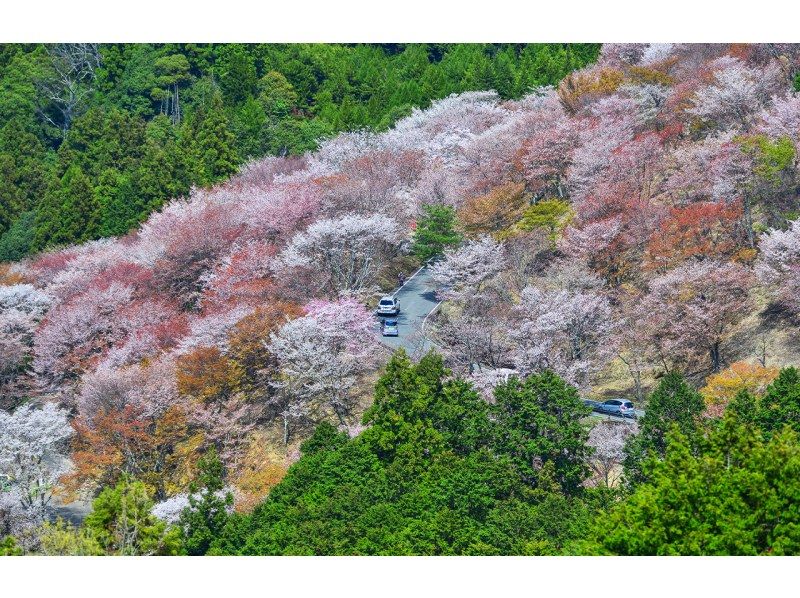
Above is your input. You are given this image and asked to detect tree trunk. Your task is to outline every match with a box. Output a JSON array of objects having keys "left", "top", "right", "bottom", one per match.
[
  {"left": 710, "top": 341, "right": 721, "bottom": 372},
  {"left": 742, "top": 195, "right": 755, "bottom": 248}
]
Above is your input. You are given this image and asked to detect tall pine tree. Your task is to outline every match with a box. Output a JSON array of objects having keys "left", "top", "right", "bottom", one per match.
[
  {"left": 33, "top": 165, "right": 100, "bottom": 249},
  {"left": 190, "top": 92, "right": 238, "bottom": 186}
]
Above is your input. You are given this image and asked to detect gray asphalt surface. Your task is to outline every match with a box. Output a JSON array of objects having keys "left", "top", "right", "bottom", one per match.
[
  {"left": 51, "top": 495, "right": 92, "bottom": 524},
  {"left": 377, "top": 265, "right": 440, "bottom": 356}
]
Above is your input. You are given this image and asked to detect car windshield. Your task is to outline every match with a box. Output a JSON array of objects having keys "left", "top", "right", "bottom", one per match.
[
  {"left": 380, "top": 299, "right": 394, "bottom": 305},
  {"left": 623, "top": 402, "right": 633, "bottom": 408},
  {"left": 385, "top": 320, "right": 397, "bottom": 326}
]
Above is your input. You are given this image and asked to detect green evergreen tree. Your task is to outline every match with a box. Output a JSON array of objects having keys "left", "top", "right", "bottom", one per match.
[
  {"left": 207, "top": 352, "right": 598, "bottom": 556},
  {"left": 97, "top": 170, "right": 139, "bottom": 237},
  {"left": 585, "top": 419, "right": 800, "bottom": 555},
  {"left": 411, "top": 204, "right": 462, "bottom": 261},
  {"left": 191, "top": 93, "right": 239, "bottom": 186},
  {"left": 490, "top": 371, "right": 592, "bottom": 495},
  {"left": 0, "top": 210, "right": 35, "bottom": 262},
  {"left": 151, "top": 53, "right": 191, "bottom": 124},
  {"left": 231, "top": 97, "right": 268, "bottom": 159},
  {"left": 0, "top": 153, "right": 17, "bottom": 233},
  {"left": 0, "top": 118, "right": 50, "bottom": 234},
  {"left": 726, "top": 388, "right": 758, "bottom": 426},
  {"left": 623, "top": 372, "right": 705, "bottom": 485},
  {"left": 756, "top": 367, "right": 800, "bottom": 436},
  {"left": 33, "top": 164, "right": 99, "bottom": 250},
  {"left": 216, "top": 44, "right": 257, "bottom": 105},
  {"left": 179, "top": 446, "right": 234, "bottom": 556},
  {"left": 136, "top": 115, "right": 192, "bottom": 213},
  {"left": 84, "top": 477, "right": 181, "bottom": 556}
]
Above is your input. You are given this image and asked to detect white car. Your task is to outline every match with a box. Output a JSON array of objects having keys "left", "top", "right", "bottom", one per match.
[{"left": 377, "top": 296, "right": 400, "bottom": 316}]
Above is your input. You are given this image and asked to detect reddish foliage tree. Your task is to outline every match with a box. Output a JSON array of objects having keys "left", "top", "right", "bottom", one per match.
[
  {"left": 176, "top": 346, "right": 242, "bottom": 403},
  {"left": 65, "top": 403, "right": 197, "bottom": 501},
  {"left": 645, "top": 201, "right": 746, "bottom": 271}
]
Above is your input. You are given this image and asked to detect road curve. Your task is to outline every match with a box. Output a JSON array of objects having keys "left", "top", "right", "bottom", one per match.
[
  {"left": 376, "top": 267, "right": 646, "bottom": 418},
  {"left": 377, "top": 265, "right": 440, "bottom": 356}
]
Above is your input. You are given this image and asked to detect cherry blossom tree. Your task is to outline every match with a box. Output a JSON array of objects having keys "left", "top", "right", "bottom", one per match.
[
  {"left": 430, "top": 236, "right": 505, "bottom": 301},
  {"left": 276, "top": 213, "right": 403, "bottom": 297},
  {"left": 757, "top": 219, "right": 800, "bottom": 317},
  {"left": 0, "top": 402, "right": 72, "bottom": 542},
  {"left": 450, "top": 118, "right": 527, "bottom": 200},
  {"left": 33, "top": 283, "right": 177, "bottom": 391},
  {"left": 236, "top": 180, "right": 322, "bottom": 244},
  {"left": 662, "top": 131, "right": 753, "bottom": 204},
  {"left": 0, "top": 285, "right": 52, "bottom": 405},
  {"left": 640, "top": 43, "right": 676, "bottom": 66},
  {"left": 687, "top": 56, "right": 784, "bottom": 131},
  {"left": 510, "top": 284, "right": 618, "bottom": 391},
  {"left": 320, "top": 149, "right": 424, "bottom": 219},
  {"left": 268, "top": 299, "right": 382, "bottom": 441},
  {"left": 77, "top": 357, "right": 180, "bottom": 422},
  {"left": 517, "top": 110, "right": 577, "bottom": 199},
  {"left": 33, "top": 282, "right": 134, "bottom": 388},
  {"left": 587, "top": 419, "right": 639, "bottom": 487},
  {"left": 202, "top": 241, "right": 278, "bottom": 310},
  {"left": 640, "top": 260, "right": 754, "bottom": 373},
  {"left": 135, "top": 190, "right": 247, "bottom": 310},
  {"left": 431, "top": 294, "right": 512, "bottom": 375},
  {"left": 759, "top": 93, "right": 800, "bottom": 143},
  {"left": 567, "top": 106, "right": 636, "bottom": 203}
]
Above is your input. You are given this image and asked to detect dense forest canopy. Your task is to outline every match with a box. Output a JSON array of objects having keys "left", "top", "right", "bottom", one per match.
[{"left": 0, "top": 43, "right": 599, "bottom": 260}]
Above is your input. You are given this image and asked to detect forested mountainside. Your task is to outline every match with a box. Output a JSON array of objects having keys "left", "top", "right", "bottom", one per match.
[
  {"left": 4, "top": 43, "right": 800, "bottom": 555},
  {"left": 0, "top": 43, "right": 599, "bottom": 260}
]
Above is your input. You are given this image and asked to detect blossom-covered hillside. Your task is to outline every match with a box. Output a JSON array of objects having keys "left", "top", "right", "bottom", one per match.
[{"left": 3, "top": 43, "right": 800, "bottom": 547}]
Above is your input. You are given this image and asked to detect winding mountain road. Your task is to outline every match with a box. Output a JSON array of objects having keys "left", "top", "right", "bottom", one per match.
[
  {"left": 377, "top": 265, "right": 441, "bottom": 356},
  {"left": 376, "top": 265, "right": 644, "bottom": 421}
]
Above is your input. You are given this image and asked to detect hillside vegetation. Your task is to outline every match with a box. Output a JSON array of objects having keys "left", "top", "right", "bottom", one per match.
[
  {"left": 3, "top": 43, "right": 800, "bottom": 555},
  {"left": 0, "top": 43, "right": 598, "bottom": 260}
]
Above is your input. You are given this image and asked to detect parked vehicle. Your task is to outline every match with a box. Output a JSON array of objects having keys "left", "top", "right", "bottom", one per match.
[
  {"left": 596, "top": 399, "right": 637, "bottom": 419},
  {"left": 377, "top": 296, "right": 400, "bottom": 316},
  {"left": 382, "top": 318, "right": 399, "bottom": 337},
  {"left": 582, "top": 399, "right": 601, "bottom": 411}
]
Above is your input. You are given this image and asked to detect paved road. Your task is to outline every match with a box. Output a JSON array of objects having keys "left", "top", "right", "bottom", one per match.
[
  {"left": 51, "top": 495, "right": 92, "bottom": 524},
  {"left": 377, "top": 265, "right": 440, "bottom": 356}
]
